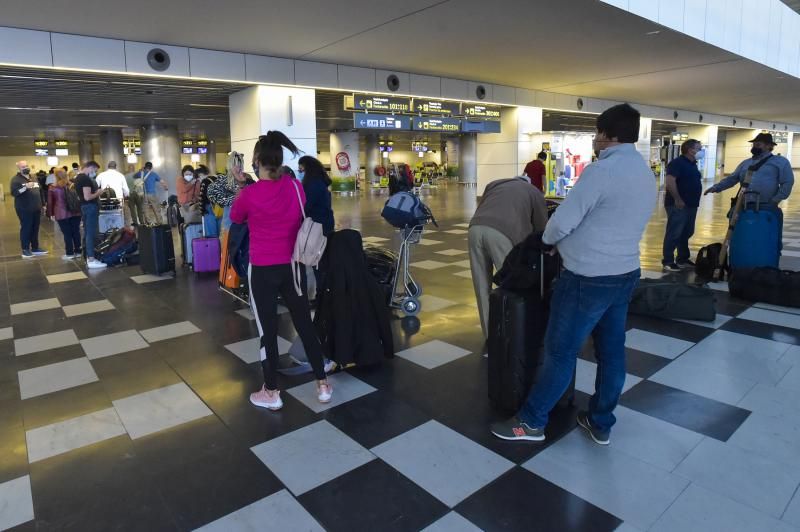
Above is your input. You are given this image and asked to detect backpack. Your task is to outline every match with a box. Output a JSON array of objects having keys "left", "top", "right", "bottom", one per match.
[
  {"left": 291, "top": 179, "right": 327, "bottom": 296},
  {"left": 381, "top": 191, "right": 435, "bottom": 229},
  {"left": 695, "top": 243, "right": 728, "bottom": 280},
  {"left": 65, "top": 185, "right": 81, "bottom": 212}
]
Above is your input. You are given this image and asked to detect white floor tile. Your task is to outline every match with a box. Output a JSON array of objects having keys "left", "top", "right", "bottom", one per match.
[
  {"left": 435, "top": 249, "right": 467, "bottom": 256},
  {"left": 614, "top": 524, "right": 644, "bottom": 532},
  {"left": 80, "top": 330, "right": 149, "bottom": 360},
  {"left": 113, "top": 383, "right": 212, "bottom": 439},
  {"left": 624, "top": 329, "right": 694, "bottom": 359},
  {"left": 235, "top": 306, "right": 287, "bottom": 320},
  {"left": 372, "top": 420, "right": 513, "bottom": 507},
  {"left": 25, "top": 408, "right": 127, "bottom": 463},
  {"left": 453, "top": 270, "right": 473, "bottom": 279},
  {"left": 673, "top": 313, "right": 732, "bottom": 329},
  {"left": 0, "top": 476, "right": 34, "bottom": 530},
  {"left": 14, "top": 329, "right": 79, "bottom": 357},
  {"left": 737, "top": 383, "right": 800, "bottom": 418},
  {"left": 640, "top": 270, "right": 664, "bottom": 279},
  {"left": 195, "top": 489, "right": 324, "bottom": 531},
  {"left": 738, "top": 307, "right": 800, "bottom": 330},
  {"left": 422, "top": 512, "right": 482, "bottom": 532},
  {"left": 287, "top": 372, "right": 376, "bottom": 414},
  {"left": 706, "top": 281, "right": 729, "bottom": 292},
  {"left": 46, "top": 271, "right": 87, "bottom": 284},
  {"left": 575, "top": 359, "right": 642, "bottom": 396},
  {"left": 754, "top": 302, "right": 800, "bottom": 316},
  {"left": 784, "top": 488, "right": 800, "bottom": 528},
  {"left": 417, "top": 239, "right": 444, "bottom": 246},
  {"left": 781, "top": 345, "right": 800, "bottom": 364},
  {"left": 452, "top": 223, "right": 471, "bottom": 228},
  {"left": 362, "top": 236, "right": 389, "bottom": 243},
  {"left": 251, "top": 421, "right": 374, "bottom": 496},
  {"left": 779, "top": 365, "right": 800, "bottom": 391},
  {"left": 781, "top": 250, "right": 800, "bottom": 258},
  {"left": 449, "top": 259, "right": 472, "bottom": 269},
  {"left": 0, "top": 327, "right": 12, "bottom": 341},
  {"left": 9, "top": 297, "right": 61, "bottom": 316},
  {"left": 130, "top": 274, "right": 173, "bottom": 284},
  {"left": 225, "top": 336, "right": 291, "bottom": 364},
  {"left": 419, "top": 294, "right": 458, "bottom": 313},
  {"left": 62, "top": 299, "right": 115, "bottom": 317},
  {"left": 649, "top": 355, "right": 757, "bottom": 405},
  {"left": 410, "top": 260, "right": 451, "bottom": 270},
  {"left": 524, "top": 429, "right": 689, "bottom": 530},
  {"left": 139, "top": 321, "right": 201, "bottom": 343},
  {"left": 728, "top": 410, "right": 800, "bottom": 469},
  {"left": 443, "top": 229, "right": 468, "bottom": 235},
  {"left": 673, "top": 438, "right": 800, "bottom": 518},
  {"left": 18, "top": 357, "right": 99, "bottom": 400},
  {"left": 651, "top": 483, "right": 796, "bottom": 532},
  {"left": 395, "top": 340, "right": 472, "bottom": 369}
]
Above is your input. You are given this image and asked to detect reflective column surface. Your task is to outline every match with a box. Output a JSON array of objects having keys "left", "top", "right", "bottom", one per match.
[{"left": 0, "top": 177, "right": 799, "bottom": 531}]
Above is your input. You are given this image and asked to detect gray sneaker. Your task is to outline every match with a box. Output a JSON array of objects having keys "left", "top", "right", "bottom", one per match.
[
  {"left": 577, "top": 411, "right": 610, "bottom": 445},
  {"left": 490, "top": 416, "right": 545, "bottom": 442},
  {"left": 21, "top": 250, "right": 33, "bottom": 259}
]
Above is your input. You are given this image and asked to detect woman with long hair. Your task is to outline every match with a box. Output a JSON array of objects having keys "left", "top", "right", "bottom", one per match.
[
  {"left": 230, "top": 131, "right": 332, "bottom": 410},
  {"left": 46, "top": 169, "right": 82, "bottom": 259},
  {"left": 207, "top": 151, "right": 254, "bottom": 232}
]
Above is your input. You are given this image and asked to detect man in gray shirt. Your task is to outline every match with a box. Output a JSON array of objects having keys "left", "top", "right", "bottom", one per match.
[
  {"left": 469, "top": 177, "right": 548, "bottom": 338},
  {"left": 491, "top": 103, "right": 656, "bottom": 446}
]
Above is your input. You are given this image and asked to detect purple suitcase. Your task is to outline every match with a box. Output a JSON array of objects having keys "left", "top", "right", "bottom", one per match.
[{"left": 192, "top": 237, "right": 220, "bottom": 272}]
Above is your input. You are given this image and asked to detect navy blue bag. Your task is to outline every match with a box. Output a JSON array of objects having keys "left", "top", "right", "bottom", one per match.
[{"left": 729, "top": 194, "right": 780, "bottom": 269}]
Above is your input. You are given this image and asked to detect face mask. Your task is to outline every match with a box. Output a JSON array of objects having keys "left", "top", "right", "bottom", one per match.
[
  {"left": 197, "top": 174, "right": 207, "bottom": 180},
  {"left": 751, "top": 147, "right": 764, "bottom": 157},
  {"left": 88, "top": 170, "right": 97, "bottom": 179},
  {"left": 183, "top": 173, "right": 194, "bottom": 182},
  {"left": 21, "top": 168, "right": 30, "bottom": 175},
  {"left": 297, "top": 171, "right": 305, "bottom": 181}
]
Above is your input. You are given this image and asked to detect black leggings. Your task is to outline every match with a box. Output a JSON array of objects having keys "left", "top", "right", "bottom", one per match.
[{"left": 248, "top": 263, "right": 326, "bottom": 389}]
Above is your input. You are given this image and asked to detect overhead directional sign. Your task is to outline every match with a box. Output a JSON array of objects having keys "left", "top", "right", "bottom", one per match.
[
  {"left": 461, "top": 120, "right": 502, "bottom": 133},
  {"left": 412, "top": 99, "right": 459, "bottom": 116},
  {"left": 462, "top": 103, "right": 501, "bottom": 119},
  {"left": 33, "top": 140, "right": 49, "bottom": 148},
  {"left": 54, "top": 139, "right": 69, "bottom": 147},
  {"left": 353, "top": 113, "right": 411, "bottom": 130},
  {"left": 412, "top": 116, "right": 461, "bottom": 132},
  {"left": 352, "top": 94, "right": 411, "bottom": 113}
]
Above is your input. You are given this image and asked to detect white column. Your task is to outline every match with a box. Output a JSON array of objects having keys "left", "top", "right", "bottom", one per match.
[
  {"left": 206, "top": 141, "right": 218, "bottom": 174},
  {"left": 78, "top": 140, "right": 93, "bottom": 165},
  {"left": 100, "top": 130, "right": 124, "bottom": 169},
  {"left": 329, "top": 131, "right": 360, "bottom": 193},
  {"left": 635, "top": 117, "right": 652, "bottom": 164},
  {"left": 476, "top": 106, "right": 542, "bottom": 195},
  {"left": 684, "top": 125, "right": 719, "bottom": 180},
  {"left": 723, "top": 129, "right": 760, "bottom": 175},
  {"left": 229, "top": 85, "right": 317, "bottom": 175},
  {"left": 459, "top": 134, "right": 478, "bottom": 184},
  {"left": 141, "top": 125, "right": 180, "bottom": 197},
  {"left": 365, "top": 134, "right": 381, "bottom": 186},
  {"left": 786, "top": 133, "right": 795, "bottom": 167}
]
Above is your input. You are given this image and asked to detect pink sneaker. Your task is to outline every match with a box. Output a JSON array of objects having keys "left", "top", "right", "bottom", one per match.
[
  {"left": 250, "top": 385, "right": 283, "bottom": 410},
  {"left": 317, "top": 381, "right": 333, "bottom": 404}
]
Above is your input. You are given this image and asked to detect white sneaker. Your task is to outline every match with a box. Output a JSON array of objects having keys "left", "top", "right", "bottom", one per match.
[
  {"left": 61, "top": 254, "right": 74, "bottom": 260},
  {"left": 324, "top": 359, "right": 337, "bottom": 374},
  {"left": 250, "top": 386, "right": 283, "bottom": 410},
  {"left": 87, "top": 258, "right": 107, "bottom": 269},
  {"left": 317, "top": 381, "right": 333, "bottom": 404}
]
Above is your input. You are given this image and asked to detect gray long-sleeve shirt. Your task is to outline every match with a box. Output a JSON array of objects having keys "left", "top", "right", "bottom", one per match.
[
  {"left": 711, "top": 153, "right": 794, "bottom": 204},
  {"left": 543, "top": 143, "right": 656, "bottom": 277}
]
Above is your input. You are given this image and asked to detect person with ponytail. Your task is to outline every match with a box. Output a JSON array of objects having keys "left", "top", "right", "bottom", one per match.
[
  {"left": 230, "top": 131, "right": 332, "bottom": 410},
  {"left": 207, "top": 151, "right": 255, "bottom": 231}
]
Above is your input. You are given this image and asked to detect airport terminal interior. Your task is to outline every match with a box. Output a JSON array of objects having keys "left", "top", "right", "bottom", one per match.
[{"left": 1, "top": 1, "right": 800, "bottom": 531}]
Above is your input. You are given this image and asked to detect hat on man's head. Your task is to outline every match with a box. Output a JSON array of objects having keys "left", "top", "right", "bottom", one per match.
[{"left": 749, "top": 132, "right": 777, "bottom": 145}]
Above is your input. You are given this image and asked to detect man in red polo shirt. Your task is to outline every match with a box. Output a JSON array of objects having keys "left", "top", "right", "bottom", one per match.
[{"left": 524, "top": 152, "right": 547, "bottom": 192}]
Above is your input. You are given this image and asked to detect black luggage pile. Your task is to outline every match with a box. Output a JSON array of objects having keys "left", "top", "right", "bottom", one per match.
[
  {"left": 488, "top": 232, "right": 574, "bottom": 413},
  {"left": 99, "top": 188, "right": 121, "bottom": 211},
  {"left": 138, "top": 224, "right": 175, "bottom": 275},
  {"left": 364, "top": 247, "right": 397, "bottom": 304},
  {"left": 729, "top": 268, "right": 800, "bottom": 308},
  {"left": 95, "top": 228, "right": 138, "bottom": 267}
]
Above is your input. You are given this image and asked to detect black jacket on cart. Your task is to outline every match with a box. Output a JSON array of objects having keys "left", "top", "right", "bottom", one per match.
[{"left": 314, "top": 229, "right": 394, "bottom": 366}]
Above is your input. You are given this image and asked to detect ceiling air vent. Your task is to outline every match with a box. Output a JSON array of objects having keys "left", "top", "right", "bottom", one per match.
[
  {"left": 475, "top": 85, "right": 487, "bottom": 100},
  {"left": 699, "top": 114, "right": 703, "bottom": 122},
  {"left": 673, "top": 111, "right": 679, "bottom": 119},
  {"left": 576, "top": 98, "right": 584, "bottom": 110},
  {"left": 147, "top": 48, "right": 171, "bottom": 72},
  {"left": 386, "top": 74, "right": 400, "bottom": 92},
  {"left": 733, "top": 118, "right": 737, "bottom": 126},
  {"left": 750, "top": 121, "right": 753, "bottom": 127}
]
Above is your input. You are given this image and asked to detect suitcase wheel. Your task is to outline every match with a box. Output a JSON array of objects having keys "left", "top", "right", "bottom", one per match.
[{"left": 401, "top": 297, "right": 421, "bottom": 317}]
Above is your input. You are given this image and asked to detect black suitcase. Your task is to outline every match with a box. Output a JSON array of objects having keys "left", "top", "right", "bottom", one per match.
[
  {"left": 488, "top": 258, "right": 574, "bottom": 413},
  {"left": 138, "top": 224, "right": 175, "bottom": 275}
]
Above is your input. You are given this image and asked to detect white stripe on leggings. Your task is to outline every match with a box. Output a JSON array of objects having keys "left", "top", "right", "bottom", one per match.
[{"left": 247, "top": 263, "right": 268, "bottom": 362}]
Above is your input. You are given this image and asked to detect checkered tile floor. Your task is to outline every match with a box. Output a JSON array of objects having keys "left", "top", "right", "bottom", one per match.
[{"left": 1, "top": 186, "right": 800, "bottom": 531}]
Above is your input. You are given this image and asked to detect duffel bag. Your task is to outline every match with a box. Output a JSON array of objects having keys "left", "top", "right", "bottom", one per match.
[
  {"left": 729, "top": 267, "right": 800, "bottom": 308},
  {"left": 629, "top": 279, "right": 716, "bottom": 322}
]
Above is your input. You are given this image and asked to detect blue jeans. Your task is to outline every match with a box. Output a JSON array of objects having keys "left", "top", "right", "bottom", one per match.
[
  {"left": 57, "top": 216, "right": 82, "bottom": 255},
  {"left": 662, "top": 205, "right": 697, "bottom": 264},
  {"left": 519, "top": 269, "right": 640, "bottom": 433},
  {"left": 81, "top": 202, "right": 99, "bottom": 259}
]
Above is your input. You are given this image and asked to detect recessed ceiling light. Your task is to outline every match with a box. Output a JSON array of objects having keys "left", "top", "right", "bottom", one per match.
[{"left": 646, "top": 30, "right": 661, "bottom": 35}]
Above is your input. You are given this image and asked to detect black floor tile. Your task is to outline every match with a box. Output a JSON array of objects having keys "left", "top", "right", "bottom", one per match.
[
  {"left": 90, "top": 348, "right": 183, "bottom": 400},
  {"left": 13, "top": 344, "right": 86, "bottom": 373},
  {"left": 49, "top": 282, "right": 106, "bottom": 306},
  {"left": 66, "top": 310, "right": 131, "bottom": 339},
  {"left": 456, "top": 467, "right": 621, "bottom": 532},
  {"left": 298, "top": 460, "right": 449, "bottom": 532},
  {"left": 620, "top": 380, "right": 751, "bottom": 441},
  {"left": 0, "top": 424, "right": 29, "bottom": 484},
  {"left": 323, "top": 391, "right": 430, "bottom": 449},
  {"left": 721, "top": 317, "right": 800, "bottom": 345},
  {"left": 9, "top": 308, "right": 69, "bottom": 339},
  {"left": 21, "top": 381, "right": 112, "bottom": 430},
  {"left": 580, "top": 342, "right": 671, "bottom": 379},
  {"left": 626, "top": 313, "right": 714, "bottom": 343}
]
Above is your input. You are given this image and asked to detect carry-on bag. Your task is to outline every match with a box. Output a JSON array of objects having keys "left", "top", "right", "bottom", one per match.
[
  {"left": 729, "top": 192, "right": 780, "bottom": 269},
  {"left": 219, "top": 230, "right": 242, "bottom": 289},
  {"left": 695, "top": 243, "right": 726, "bottom": 280},
  {"left": 95, "top": 227, "right": 137, "bottom": 267},
  {"left": 488, "top": 254, "right": 574, "bottom": 413},
  {"left": 628, "top": 279, "right": 716, "bottom": 321},
  {"left": 180, "top": 223, "right": 202, "bottom": 266},
  {"left": 729, "top": 267, "right": 800, "bottom": 308},
  {"left": 191, "top": 221, "right": 220, "bottom": 273},
  {"left": 138, "top": 224, "right": 175, "bottom": 275}
]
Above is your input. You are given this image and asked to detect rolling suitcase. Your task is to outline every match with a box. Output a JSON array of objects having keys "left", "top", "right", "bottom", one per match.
[
  {"left": 138, "top": 224, "right": 175, "bottom": 275},
  {"left": 219, "top": 230, "right": 242, "bottom": 289},
  {"left": 729, "top": 193, "right": 780, "bottom": 269},
  {"left": 488, "top": 256, "right": 574, "bottom": 413},
  {"left": 180, "top": 223, "right": 203, "bottom": 266},
  {"left": 191, "top": 222, "right": 220, "bottom": 273}
]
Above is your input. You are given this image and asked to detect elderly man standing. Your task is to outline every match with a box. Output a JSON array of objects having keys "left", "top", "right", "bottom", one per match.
[{"left": 10, "top": 161, "right": 48, "bottom": 259}]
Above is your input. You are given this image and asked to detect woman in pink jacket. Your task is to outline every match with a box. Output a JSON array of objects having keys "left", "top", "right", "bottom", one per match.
[{"left": 230, "top": 131, "right": 332, "bottom": 410}]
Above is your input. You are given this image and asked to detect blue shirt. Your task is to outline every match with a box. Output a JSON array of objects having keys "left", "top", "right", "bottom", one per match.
[
  {"left": 134, "top": 170, "right": 161, "bottom": 195},
  {"left": 712, "top": 153, "right": 794, "bottom": 204},
  {"left": 665, "top": 155, "right": 702, "bottom": 208}
]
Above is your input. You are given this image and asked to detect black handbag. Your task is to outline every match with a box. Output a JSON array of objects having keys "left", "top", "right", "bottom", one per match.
[
  {"left": 730, "top": 268, "right": 800, "bottom": 307},
  {"left": 629, "top": 279, "right": 716, "bottom": 321}
]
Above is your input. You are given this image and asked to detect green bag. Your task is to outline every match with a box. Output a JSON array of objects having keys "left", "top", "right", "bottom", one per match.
[{"left": 628, "top": 279, "right": 716, "bottom": 322}]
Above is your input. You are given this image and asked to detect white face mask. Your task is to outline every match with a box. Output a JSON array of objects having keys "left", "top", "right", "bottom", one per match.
[{"left": 183, "top": 173, "right": 194, "bottom": 182}]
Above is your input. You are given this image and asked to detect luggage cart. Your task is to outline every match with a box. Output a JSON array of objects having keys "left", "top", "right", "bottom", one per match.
[{"left": 389, "top": 224, "right": 425, "bottom": 316}]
